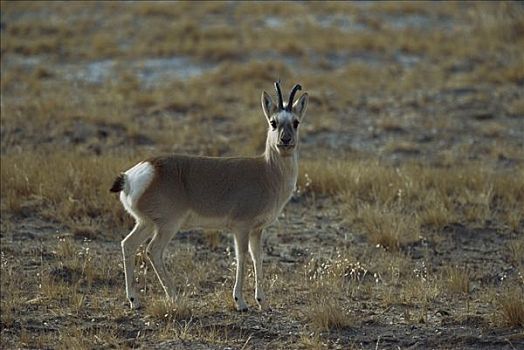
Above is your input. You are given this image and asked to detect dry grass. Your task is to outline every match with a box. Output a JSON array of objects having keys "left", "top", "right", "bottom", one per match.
[
  {"left": 507, "top": 239, "right": 524, "bottom": 266},
  {"left": 1, "top": 1, "right": 524, "bottom": 349},
  {"left": 145, "top": 296, "right": 193, "bottom": 323},
  {"left": 299, "top": 160, "right": 523, "bottom": 248},
  {"left": 495, "top": 288, "right": 524, "bottom": 328},
  {"left": 0, "top": 151, "right": 133, "bottom": 231},
  {"left": 442, "top": 266, "right": 470, "bottom": 295},
  {"left": 305, "top": 296, "right": 353, "bottom": 332},
  {"left": 352, "top": 203, "right": 419, "bottom": 250},
  {"left": 507, "top": 98, "right": 524, "bottom": 117}
]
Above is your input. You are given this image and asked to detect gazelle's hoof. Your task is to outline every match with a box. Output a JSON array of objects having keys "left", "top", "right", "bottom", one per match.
[
  {"left": 234, "top": 296, "right": 248, "bottom": 312},
  {"left": 236, "top": 305, "right": 249, "bottom": 312},
  {"left": 129, "top": 297, "right": 141, "bottom": 310},
  {"left": 255, "top": 290, "right": 267, "bottom": 310},
  {"left": 256, "top": 298, "right": 268, "bottom": 311}
]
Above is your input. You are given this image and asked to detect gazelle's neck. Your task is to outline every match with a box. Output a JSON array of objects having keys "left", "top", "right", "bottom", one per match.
[{"left": 263, "top": 140, "right": 299, "bottom": 178}]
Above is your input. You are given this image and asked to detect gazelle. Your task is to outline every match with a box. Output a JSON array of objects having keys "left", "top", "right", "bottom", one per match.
[{"left": 110, "top": 81, "right": 308, "bottom": 311}]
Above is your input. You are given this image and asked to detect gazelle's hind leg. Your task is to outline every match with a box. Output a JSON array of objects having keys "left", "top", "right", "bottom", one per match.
[
  {"left": 122, "top": 221, "right": 152, "bottom": 309},
  {"left": 146, "top": 222, "right": 181, "bottom": 301}
]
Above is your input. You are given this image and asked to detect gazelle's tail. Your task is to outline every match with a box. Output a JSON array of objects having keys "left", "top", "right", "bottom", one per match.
[{"left": 110, "top": 174, "right": 126, "bottom": 193}]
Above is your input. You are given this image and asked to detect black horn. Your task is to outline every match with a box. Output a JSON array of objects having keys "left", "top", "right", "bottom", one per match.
[
  {"left": 286, "top": 84, "right": 302, "bottom": 111},
  {"left": 274, "top": 80, "right": 284, "bottom": 110}
]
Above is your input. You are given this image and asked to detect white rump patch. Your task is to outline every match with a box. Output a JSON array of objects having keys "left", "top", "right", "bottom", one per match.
[{"left": 119, "top": 161, "right": 155, "bottom": 219}]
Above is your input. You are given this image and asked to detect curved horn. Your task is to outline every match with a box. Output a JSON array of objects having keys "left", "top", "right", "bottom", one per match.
[
  {"left": 286, "top": 84, "right": 302, "bottom": 111},
  {"left": 274, "top": 80, "right": 284, "bottom": 110}
]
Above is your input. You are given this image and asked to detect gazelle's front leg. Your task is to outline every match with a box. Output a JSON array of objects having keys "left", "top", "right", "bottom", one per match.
[
  {"left": 249, "top": 229, "right": 266, "bottom": 310},
  {"left": 233, "top": 231, "right": 249, "bottom": 312}
]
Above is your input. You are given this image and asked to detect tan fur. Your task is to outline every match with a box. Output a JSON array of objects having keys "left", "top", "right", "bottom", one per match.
[
  {"left": 139, "top": 154, "right": 296, "bottom": 230},
  {"left": 115, "top": 84, "right": 308, "bottom": 311}
]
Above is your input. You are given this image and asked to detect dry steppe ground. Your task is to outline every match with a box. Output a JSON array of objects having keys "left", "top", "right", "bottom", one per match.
[{"left": 1, "top": 1, "right": 523, "bottom": 349}]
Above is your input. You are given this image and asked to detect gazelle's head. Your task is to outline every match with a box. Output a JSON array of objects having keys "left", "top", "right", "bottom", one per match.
[{"left": 261, "top": 81, "right": 309, "bottom": 157}]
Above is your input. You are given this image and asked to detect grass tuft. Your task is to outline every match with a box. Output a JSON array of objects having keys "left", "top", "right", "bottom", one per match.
[
  {"left": 352, "top": 203, "right": 419, "bottom": 250},
  {"left": 442, "top": 266, "right": 470, "bottom": 295},
  {"left": 495, "top": 288, "right": 524, "bottom": 328},
  {"left": 145, "top": 296, "right": 193, "bottom": 323},
  {"left": 305, "top": 296, "right": 353, "bottom": 332}
]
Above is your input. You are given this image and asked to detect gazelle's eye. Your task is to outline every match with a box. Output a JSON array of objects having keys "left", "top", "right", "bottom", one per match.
[
  {"left": 293, "top": 120, "right": 300, "bottom": 129},
  {"left": 270, "top": 120, "right": 277, "bottom": 129}
]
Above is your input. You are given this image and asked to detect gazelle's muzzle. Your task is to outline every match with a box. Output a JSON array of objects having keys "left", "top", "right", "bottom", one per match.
[
  {"left": 277, "top": 132, "right": 295, "bottom": 150},
  {"left": 277, "top": 134, "right": 296, "bottom": 151},
  {"left": 277, "top": 143, "right": 295, "bottom": 151}
]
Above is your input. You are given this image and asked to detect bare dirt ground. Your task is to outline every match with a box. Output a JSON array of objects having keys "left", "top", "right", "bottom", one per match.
[{"left": 1, "top": 2, "right": 523, "bottom": 349}]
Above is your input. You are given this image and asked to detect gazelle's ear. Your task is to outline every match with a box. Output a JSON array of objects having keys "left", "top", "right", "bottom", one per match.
[
  {"left": 293, "top": 93, "right": 308, "bottom": 120},
  {"left": 261, "top": 91, "right": 276, "bottom": 121}
]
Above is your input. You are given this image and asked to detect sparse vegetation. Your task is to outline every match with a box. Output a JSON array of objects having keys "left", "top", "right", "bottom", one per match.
[
  {"left": 495, "top": 287, "right": 524, "bottom": 328},
  {"left": 442, "top": 265, "right": 470, "bottom": 295},
  {"left": 2, "top": 1, "right": 523, "bottom": 349},
  {"left": 306, "top": 296, "right": 353, "bottom": 332},
  {"left": 145, "top": 296, "right": 193, "bottom": 323}
]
